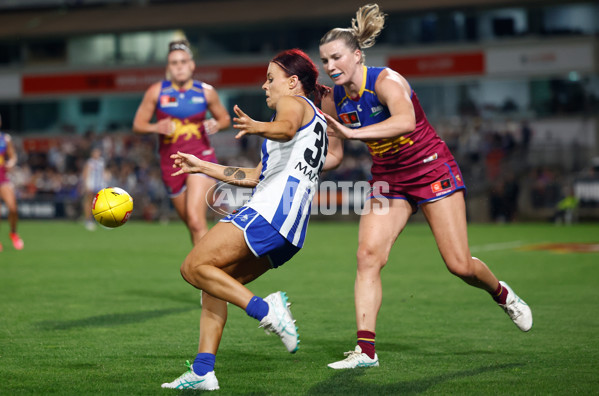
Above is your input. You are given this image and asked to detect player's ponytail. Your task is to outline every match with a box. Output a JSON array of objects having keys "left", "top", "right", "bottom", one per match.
[
  {"left": 319, "top": 3, "right": 387, "bottom": 63},
  {"left": 312, "top": 83, "right": 331, "bottom": 106}
]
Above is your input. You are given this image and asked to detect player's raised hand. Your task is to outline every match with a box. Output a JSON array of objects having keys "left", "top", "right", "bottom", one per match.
[
  {"left": 171, "top": 151, "right": 203, "bottom": 176},
  {"left": 233, "top": 105, "right": 260, "bottom": 139},
  {"left": 323, "top": 113, "right": 355, "bottom": 140}
]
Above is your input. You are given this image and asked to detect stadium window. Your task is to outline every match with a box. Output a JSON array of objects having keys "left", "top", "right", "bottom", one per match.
[
  {"left": 451, "top": 12, "right": 467, "bottom": 41},
  {"left": 80, "top": 99, "right": 100, "bottom": 115},
  {"left": 0, "top": 41, "right": 21, "bottom": 65},
  {"left": 118, "top": 31, "right": 174, "bottom": 64},
  {"left": 464, "top": 15, "right": 478, "bottom": 41},
  {"left": 492, "top": 17, "right": 516, "bottom": 36},
  {"left": 25, "top": 39, "right": 66, "bottom": 65},
  {"left": 420, "top": 14, "right": 438, "bottom": 43},
  {"left": 21, "top": 101, "right": 60, "bottom": 132},
  {"left": 478, "top": 8, "right": 528, "bottom": 40},
  {"left": 0, "top": 103, "right": 19, "bottom": 132},
  {"left": 542, "top": 3, "right": 598, "bottom": 35},
  {"left": 68, "top": 35, "right": 116, "bottom": 65}
]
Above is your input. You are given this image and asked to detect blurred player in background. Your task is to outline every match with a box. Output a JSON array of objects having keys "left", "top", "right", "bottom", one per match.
[
  {"left": 81, "top": 146, "right": 108, "bottom": 231},
  {"left": 133, "top": 38, "right": 231, "bottom": 245},
  {"left": 161, "top": 49, "right": 328, "bottom": 391},
  {"left": 0, "top": 114, "right": 24, "bottom": 251},
  {"left": 320, "top": 4, "right": 532, "bottom": 369}
]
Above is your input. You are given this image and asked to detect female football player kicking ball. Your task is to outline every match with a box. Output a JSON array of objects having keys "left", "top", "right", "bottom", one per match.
[
  {"left": 161, "top": 49, "right": 329, "bottom": 391},
  {"left": 319, "top": 4, "right": 532, "bottom": 369}
]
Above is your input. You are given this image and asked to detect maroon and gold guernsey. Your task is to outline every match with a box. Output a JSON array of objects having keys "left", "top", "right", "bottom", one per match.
[
  {"left": 334, "top": 66, "right": 465, "bottom": 204},
  {"left": 156, "top": 79, "right": 218, "bottom": 196}
]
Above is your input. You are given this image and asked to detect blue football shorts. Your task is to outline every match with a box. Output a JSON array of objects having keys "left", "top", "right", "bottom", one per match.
[{"left": 221, "top": 206, "right": 300, "bottom": 268}]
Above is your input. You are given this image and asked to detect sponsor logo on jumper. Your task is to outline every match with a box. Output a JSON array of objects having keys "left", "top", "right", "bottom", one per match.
[
  {"left": 295, "top": 162, "right": 319, "bottom": 182},
  {"left": 160, "top": 95, "right": 178, "bottom": 107},
  {"left": 339, "top": 111, "right": 361, "bottom": 128},
  {"left": 369, "top": 106, "right": 384, "bottom": 117}
]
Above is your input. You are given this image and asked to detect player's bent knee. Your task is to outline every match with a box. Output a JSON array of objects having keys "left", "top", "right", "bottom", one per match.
[
  {"left": 179, "top": 258, "right": 195, "bottom": 284},
  {"left": 446, "top": 259, "right": 475, "bottom": 279},
  {"left": 180, "top": 258, "right": 212, "bottom": 287},
  {"left": 180, "top": 253, "right": 205, "bottom": 277},
  {"left": 179, "top": 263, "right": 192, "bottom": 285},
  {"left": 356, "top": 246, "right": 388, "bottom": 271}
]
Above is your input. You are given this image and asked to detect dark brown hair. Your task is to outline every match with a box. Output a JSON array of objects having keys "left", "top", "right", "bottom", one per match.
[{"left": 271, "top": 49, "right": 329, "bottom": 104}]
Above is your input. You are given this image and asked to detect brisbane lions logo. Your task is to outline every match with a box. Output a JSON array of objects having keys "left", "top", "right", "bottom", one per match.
[
  {"left": 367, "top": 135, "right": 414, "bottom": 157},
  {"left": 163, "top": 119, "right": 202, "bottom": 144}
]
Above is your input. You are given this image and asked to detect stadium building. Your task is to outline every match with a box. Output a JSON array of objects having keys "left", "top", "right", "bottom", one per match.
[{"left": 0, "top": 0, "right": 597, "bottom": 222}]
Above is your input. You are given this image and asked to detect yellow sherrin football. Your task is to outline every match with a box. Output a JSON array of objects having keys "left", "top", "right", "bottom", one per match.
[{"left": 91, "top": 187, "right": 134, "bottom": 228}]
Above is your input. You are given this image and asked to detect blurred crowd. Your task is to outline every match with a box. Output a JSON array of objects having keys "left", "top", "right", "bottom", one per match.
[
  {"left": 5, "top": 117, "right": 593, "bottom": 223},
  {"left": 9, "top": 131, "right": 169, "bottom": 222}
]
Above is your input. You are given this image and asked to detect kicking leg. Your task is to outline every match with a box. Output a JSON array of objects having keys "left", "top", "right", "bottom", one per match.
[{"left": 422, "top": 191, "right": 532, "bottom": 331}]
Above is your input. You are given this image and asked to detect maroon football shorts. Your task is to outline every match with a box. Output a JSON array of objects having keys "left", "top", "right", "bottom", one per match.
[
  {"left": 368, "top": 159, "right": 466, "bottom": 211},
  {"left": 160, "top": 150, "right": 218, "bottom": 197}
]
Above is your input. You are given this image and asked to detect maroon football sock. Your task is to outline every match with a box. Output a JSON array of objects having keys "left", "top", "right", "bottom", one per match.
[
  {"left": 491, "top": 282, "right": 508, "bottom": 305},
  {"left": 357, "top": 330, "right": 376, "bottom": 359}
]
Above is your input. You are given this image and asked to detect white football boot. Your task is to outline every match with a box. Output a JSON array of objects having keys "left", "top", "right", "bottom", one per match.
[
  {"left": 161, "top": 361, "right": 219, "bottom": 391},
  {"left": 498, "top": 281, "right": 533, "bottom": 332},
  {"left": 327, "top": 345, "right": 379, "bottom": 369},
  {"left": 259, "top": 291, "right": 299, "bottom": 353}
]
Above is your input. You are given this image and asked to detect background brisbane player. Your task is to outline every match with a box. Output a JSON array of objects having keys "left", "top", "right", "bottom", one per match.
[{"left": 133, "top": 38, "right": 231, "bottom": 245}]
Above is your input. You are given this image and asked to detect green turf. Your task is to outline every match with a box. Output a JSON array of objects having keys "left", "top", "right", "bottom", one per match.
[{"left": 0, "top": 220, "right": 598, "bottom": 395}]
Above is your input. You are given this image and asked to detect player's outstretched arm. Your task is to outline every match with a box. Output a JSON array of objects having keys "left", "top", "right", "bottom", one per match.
[
  {"left": 171, "top": 151, "right": 261, "bottom": 187},
  {"left": 233, "top": 98, "right": 303, "bottom": 142}
]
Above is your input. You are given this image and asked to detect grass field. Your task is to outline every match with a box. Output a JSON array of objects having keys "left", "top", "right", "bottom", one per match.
[{"left": 1, "top": 219, "right": 598, "bottom": 395}]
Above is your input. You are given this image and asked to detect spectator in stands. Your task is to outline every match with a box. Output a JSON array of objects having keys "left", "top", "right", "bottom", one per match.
[
  {"left": 81, "top": 146, "right": 108, "bottom": 230},
  {"left": 553, "top": 184, "right": 579, "bottom": 225}
]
